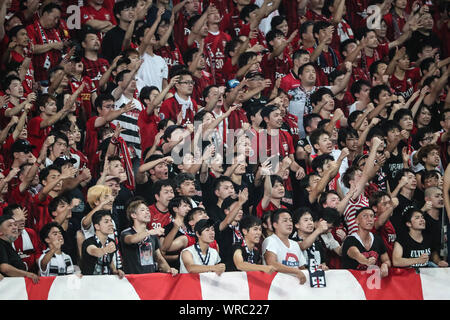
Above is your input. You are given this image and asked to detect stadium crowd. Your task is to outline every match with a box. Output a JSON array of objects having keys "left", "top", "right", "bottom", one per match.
[{"left": 0, "top": 0, "right": 449, "bottom": 285}]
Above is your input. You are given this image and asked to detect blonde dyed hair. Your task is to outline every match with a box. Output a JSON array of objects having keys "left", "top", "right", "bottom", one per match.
[
  {"left": 87, "top": 185, "right": 112, "bottom": 208},
  {"left": 126, "top": 199, "right": 147, "bottom": 222}
]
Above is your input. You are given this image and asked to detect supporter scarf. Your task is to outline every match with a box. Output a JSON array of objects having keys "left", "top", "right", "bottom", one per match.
[
  {"left": 112, "top": 136, "right": 135, "bottom": 190},
  {"left": 194, "top": 243, "right": 210, "bottom": 265},
  {"left": 174, "top": 92, "right": 194, "bottom": 120},
  {"left": 316, "top": 45, "right": 339, "bottom": 74},
  {"left": 94, "top": 235, "right": 113, "bottom": 275},
  {"left": 241, "top": 239, "right": 255, "bottom": 264},
  {"left": 229, "top": 223, "right": 243, "bottom": 245},
  {"left": 35, "top": 19, "right": 61, "bottom": 70}
]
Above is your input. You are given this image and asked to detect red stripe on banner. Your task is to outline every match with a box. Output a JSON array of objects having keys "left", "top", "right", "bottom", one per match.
[
  {"left": 25, "top": 276, "right": 56, "bottom": 300},
  {"left": 349, "top": 268, "right": 424, "bottom": 300},
  {"left": 246, "top": 271, "right": 278, "bottom": 300},
  {"left": 126, "top": 273, "right": 203, "bottom": 300}
]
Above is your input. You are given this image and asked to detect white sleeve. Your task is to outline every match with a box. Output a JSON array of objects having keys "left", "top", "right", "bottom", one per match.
[
  {"left": 37, "top": 253, "right": 50, "bottom": 277},
  {"left": 262, "top": 237, "right": 278, "bottom": 262},
  {"left": 295, "top": 242, "right": 308, "bottom": 267},
  {"left": 320, "top": 232, "right": 340, "bottom": 250}
]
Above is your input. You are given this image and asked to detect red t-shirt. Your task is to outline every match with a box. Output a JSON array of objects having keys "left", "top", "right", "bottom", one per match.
[
  {"left": 10, "top": 51, "right": 34, "bottom": 95},
  {"left": 193, "top": 71, "right": 214, "bottom": 106},
  {"left": 389, "top": 68, "right": 421, "bottom": 100},
  {"left": 280, "top": 72, "right": 301, "bottom": 93},
  {"left": 28, "top": 116, "right": 52, "bottom": 157},
  {"left": 155, "top": 44, "right": 184, "bottom": 74},
  {"left": 137, "top": 110, "right": 160, "bottom": 156},
  {"left": 7, "top": 185, "right": 34, "bottom": 229},
  {"left": 257, "top": 129, "right": 295, "bottom": 159},
  {"left": 372, "top": 219, "right": 396, "bottom": 261},
  {"left": 159, "top": 96, "right": 198, "bottom": 125},
  {"left": 26, "top": 19, "right": 64, "bottom": 82},
  {"left": 31, "top": 194, "right": 53, "bottom": 233},
  {"left": 148, "top": 204, "right": 172, "bottom": 230},
  {"left": 204, "top": 31, "right": 232, "bottom": 86},
  {"left": 255, "top": 200, "right": 286, "bottom": 219},
  {"left": 69, "top": 76, "right": 96, "bottom": 119},
  {"left": 80, "top": 4, "right": 116, "bottom": 40},
  {"left": 261, "top": 52, "right": 293, "bottom": 93},
  {"left": 81, "top": 57, "right": 110, "bottom": 89},
  {"left": 362, "top": 43, "right": 390, "bottom": 70},
  {"left": 13, "top": 228, "right": 42, "bottom": 273}
]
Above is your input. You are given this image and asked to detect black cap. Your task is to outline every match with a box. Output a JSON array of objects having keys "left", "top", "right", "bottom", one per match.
[
  {"left": 53, "top": 156, "right": 77, "bottom": 167},
  {"left": 194, "top": 218, "right": 215, "bottom": 235},
  {"left": 0, "top": 214, "right": 14, "bottom": 227},
  {"left": 11, "top": 139, "right": 36, "bottom": 154},
  {"left": 221, "top": 196, "right": 238, "bottom": 210},
  {"left": 246, "top": 71, "right": 264, "bottom": 79}
]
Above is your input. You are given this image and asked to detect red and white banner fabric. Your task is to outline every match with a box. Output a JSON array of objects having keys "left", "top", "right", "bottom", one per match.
[{"left": 1, "top": 268, "right": 450, "bottom": 300}]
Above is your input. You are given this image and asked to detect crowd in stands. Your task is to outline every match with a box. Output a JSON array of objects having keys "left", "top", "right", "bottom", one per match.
[{"left": 0, "top": 0, "right": 449, "bottom": 285}]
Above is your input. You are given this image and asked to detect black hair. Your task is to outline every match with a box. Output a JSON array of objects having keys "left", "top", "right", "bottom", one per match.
[
  {"left": 48, "top": 196, "right": 69, "bottom": 218},
  {"left": 7, "top": 24, "right": 26, "bottom": 39},
  {"left": 139, "top": 86, "right": 160, "bottom": 108},
  {"left": 393, "top": 108, "right": 413, "bottom": 124},
  {"left": 92, "top": 210, "right": 112, "bottom": 227},
  {"left": 350, "top": 79, "right": 371, "bottom": 100},
  {"left": 310, "top": 128, "right": 329, "bottom": 151},
  {"left": 240, "top": 4, "right": 259, "bottom": 21},
  {"left": 292, "top": 207, "right": 312, "bottom": 225},
  {"left": 271, "top": 208, "right": 293, "bottom": 226},
  {"left": 265, "top": 29, "right": 285, "bottom": 51},
  {"left": 320, "top": 207, "right": 340, "bottom": 227},
  {"left": 238, "top": 52, "right": 257, "bottom": 68},
  {"left": 239, "top": 215, "right": 262, "bottom": 233},
  {"left": 299, "top": 21, "right": 315, "bottom": 37},
  {"left": 168, "top": 196, "right": 192, "bottom": 217},
  {"left": 95, "top": 93, "right": 115, "bottom": 111},
  {"left": 151, "top": 177, "right": 172, "bottom": 195},
  {"left": 339, "top": 38, "right": 357, "bottom": 57},
  {"left": 115, "top": 69, "right": 131, "bottom": 83},
  {"left": 369, "top": 190, "right": 391, "bottom": 208},
  {"left": 328, "top": 69, "right": 346, "bottom": 84},
  {"left": 369, "top": 84, "right": 391, "bottom": 104},
  {"left": 310, "top": 87, "right": 334, "bottom": 106},
  {"left": 313, "top": 20, "right": 332, "bottom": 39},
  {"left": 173, "top": 172, "right": 195, "bottom": 190},
  {"left": 39, "top": 222, "right": 64, "bottom": 246},
  {"left": 39, "top": 164, "right": 61, "bottom": 184},
  {"left": 403, "top": 207, "right": 423, "bottom": 226},
  {"left": 298, "top": 62, "right": 316, "bottom": 76},
  {"left": 383, "top": 119, "right": 401, "bottom": 133},
  {"left": 270, "top": 15, "right": 287, "bottom": 31},
  {"left": 311, "top": 153, "right": 334, "bottom": 172},
  {"left": 114, "top": 0, "right": 137, "bottom": 20},
  {"left": 2, "top": 204, "right": 21, "bottom": 217},
  {"left": 42, "top": 3, "right": 62, "bottom": 15},
  {"left": 337, "top": 127, "right": 359, "bottom": 149},
  {"left": 213, "top": 175, "right": 233, "bottom": 192}
]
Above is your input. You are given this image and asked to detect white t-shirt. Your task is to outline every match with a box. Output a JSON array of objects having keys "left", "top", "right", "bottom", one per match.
[
  {"left": 38, "top": 249, "right": 74, "bottom": 276},
  {"left": 136, "top": 52, "right": 168, "bottom": 92},
  {"left": 179, "top": 244, "right": 221, "bottom": 274},
  {"left": 262, "top": 234, "right": 307, "bottom": 267}
]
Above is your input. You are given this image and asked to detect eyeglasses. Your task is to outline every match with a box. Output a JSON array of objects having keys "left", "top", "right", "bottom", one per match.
[
  {"left": 179, "top": 81, "right": 195, "bottom": 85},
  {"left": 421, "top": 136, "right": 433, "bottom": 142}
]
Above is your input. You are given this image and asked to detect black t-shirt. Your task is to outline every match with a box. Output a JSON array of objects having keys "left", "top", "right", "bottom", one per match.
[
  {"left": 136, "top": 179, "right": 155, "bottom": 206},
  {"left": 61, "top": 221, "right": 79, "bottom": 265},
  {"left": 396, "top": 232, "right": 436, "bottom": 267},
  {"left": 0, "top": 238, "right": 26, "bottom": 274},
  {"left": 114, "top": 185, "right": 134, "bottom": 234},
  {"left": 214, "top": 222, "right": 244, "bottom": 270},
  {"left": 119, "top": 227, "right": 160, "bottom": 274},
  {"left": 342, "top": 233, "right": 387, "bottom": 270},
  {"left": 242, "top": 95, "right": 268, "bottom": 114},
  {"left": 382, "top": 150, "right": 404, "bottom": 189},
  {"left": 200, "top": 172, "right": 218, "bottom": 210},
  {"left": 423, "top": 213, "right": 442, "bottom": 252},
  {"left": 101, "top": 26, "right": 127, "bottom": 63},
  {"left": 228, "top": 243, "right": 262, "bottom": 272},
  {"left": 80, "top": 236, "right": 116, "bottom": 275},
  {"left": 391, "top": 194, "right": 419, "bottom": 237}
]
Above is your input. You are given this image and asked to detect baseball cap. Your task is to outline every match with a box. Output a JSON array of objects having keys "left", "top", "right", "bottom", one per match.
[
  {"left": 105, "top": 175, "right": 120, "bottom": 183},
  {"left": 225, "top": 79, "right": 240, "bottom": 92},
  {"left": 194, "top": 218, "right": 215, "bottom": 235},
  {"left": 11, "top": 139, "right": 36, "bottom": 154},
  {"left": 246, "top": 71, "right": 264, "bottom": 79},
  {"left": 53, "top": 156, "right": 77, "bottom": 168}
]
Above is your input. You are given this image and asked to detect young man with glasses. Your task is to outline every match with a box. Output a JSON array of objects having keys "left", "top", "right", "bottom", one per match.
[{"left": 159, "top": 70, "right": 199, "bottom": 125}]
